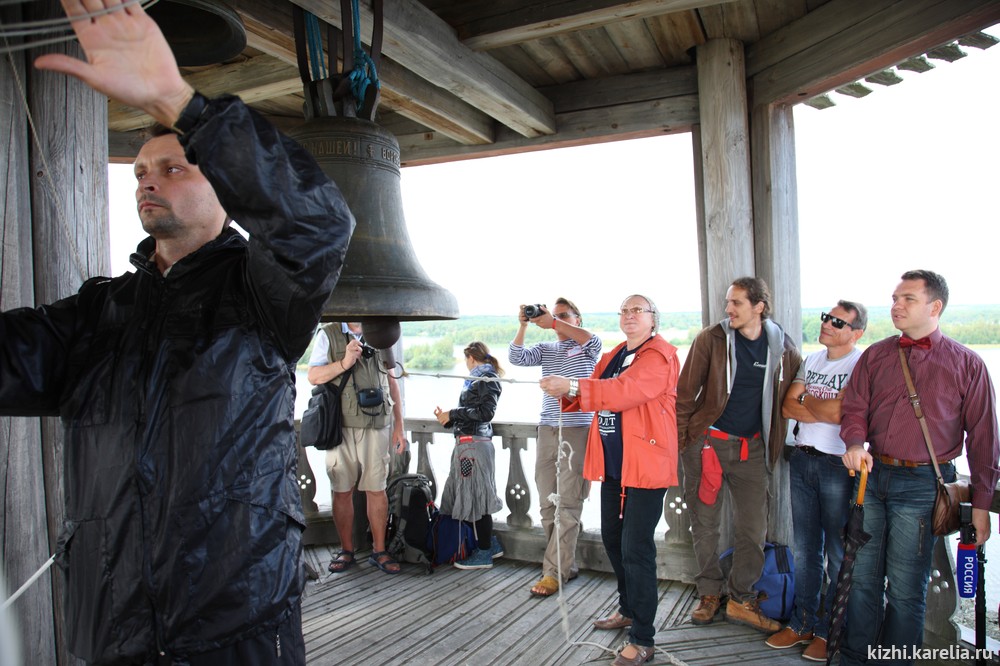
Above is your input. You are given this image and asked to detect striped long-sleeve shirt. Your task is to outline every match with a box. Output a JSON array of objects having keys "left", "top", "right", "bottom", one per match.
[{"left": 510, "top": 335, "right": 602, "bottom": 426}]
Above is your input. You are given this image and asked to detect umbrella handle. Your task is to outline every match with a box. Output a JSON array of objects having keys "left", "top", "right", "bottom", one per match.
[{"left": 856, "top": 461, "right": 869, "bottom": 505}]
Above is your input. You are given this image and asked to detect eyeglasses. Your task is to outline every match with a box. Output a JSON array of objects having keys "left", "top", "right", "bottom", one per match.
[
  {"left": 619, "top": 307, "right": 653, "bottom": 317},
  {"left": 554, "top": 312, "right": 577, "bottom": 320},
  {"left": 820, "top": 312, "right": 858, "bottom": 330}
]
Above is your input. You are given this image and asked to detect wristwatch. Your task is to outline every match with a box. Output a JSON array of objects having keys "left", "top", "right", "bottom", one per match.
[{"left": 798, "top": 392, "right": 807, "bottom": 405}]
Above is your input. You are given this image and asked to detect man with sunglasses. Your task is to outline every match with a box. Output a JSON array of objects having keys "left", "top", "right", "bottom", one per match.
[
  {"left": 510, "top": 299, "right": 602, "bottom": 597},
  {"left": 678, "top": 276, "right": 801, "bottom": 633},
  {"left": 837, "top": 270, "right": 999, "bottom": 666},
  {"left": 766, "top": 302, "right": 866, "bottom": 660}
]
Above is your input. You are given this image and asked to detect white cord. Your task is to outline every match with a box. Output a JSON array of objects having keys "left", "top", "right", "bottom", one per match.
[
  {"left": 548, "top": 402, "right": 689, "bottom": 665},
  {"left": 0, "top": 554, "right": 56, "bottom": 613}
]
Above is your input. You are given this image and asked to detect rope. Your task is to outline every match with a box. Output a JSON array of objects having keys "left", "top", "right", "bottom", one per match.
[
  {"left": 546, "top": 399, "right": 688, "bottom": 664},
  {"left": 0, "top": 554, "right": 56, "bottom": 613},
  {"left": 401, "top": 370, "right": 534, "bottom": 385},
  {"left": 345, "top": 0, "right": 379, "bottom": 105},
  {"left": 303, "top": 12, "right": 326, "bottom": 81},
  {"left": 0, "top": 0, "right": 160, "bottom": 54}
]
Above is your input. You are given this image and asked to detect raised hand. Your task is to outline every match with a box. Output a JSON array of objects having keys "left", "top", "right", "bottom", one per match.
[{"left": 33, "top": 0, "right": 193, "bottom": 127}]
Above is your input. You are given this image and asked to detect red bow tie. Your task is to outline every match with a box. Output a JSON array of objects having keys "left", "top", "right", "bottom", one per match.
[{"left": 899, "top": 335, "right": 932, "bottom": 350}]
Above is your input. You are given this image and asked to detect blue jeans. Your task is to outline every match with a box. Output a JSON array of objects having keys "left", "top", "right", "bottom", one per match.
[
  {"left": 839, "top": 461, "right": 954, "bottom": 666},
  {"left": 600, "top": 480, "right": 667, "bottom": 648},
  {"left": 787, "top": 447, "right": 853, "bottom": 639}
]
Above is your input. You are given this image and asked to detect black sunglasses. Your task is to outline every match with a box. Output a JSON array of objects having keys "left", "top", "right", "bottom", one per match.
[{"left": 820, "top": 312, "right": 857, "bottom": 330}]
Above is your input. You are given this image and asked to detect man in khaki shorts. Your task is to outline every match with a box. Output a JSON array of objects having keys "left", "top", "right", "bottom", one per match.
[{"left": 308, "top": 322, "right": 406, "bottom": 574}]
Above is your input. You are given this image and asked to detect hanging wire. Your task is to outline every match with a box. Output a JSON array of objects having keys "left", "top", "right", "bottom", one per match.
[{"left": 0, "top": 0, "right": 161, "bottom": 54}]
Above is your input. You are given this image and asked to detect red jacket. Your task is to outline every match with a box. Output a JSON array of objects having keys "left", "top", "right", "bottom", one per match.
[{"left": 563, "top": 335, "right": 679, "bottom": 489}]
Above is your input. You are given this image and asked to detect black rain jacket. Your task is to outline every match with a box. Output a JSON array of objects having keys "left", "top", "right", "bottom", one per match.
[{"left": 0, "top": 97, "right": 354, "bottom": 663}]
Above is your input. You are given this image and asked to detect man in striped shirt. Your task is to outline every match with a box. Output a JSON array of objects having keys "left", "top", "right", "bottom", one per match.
[{"left": 510, "top": 298, "right": 602, "bottom": 597}]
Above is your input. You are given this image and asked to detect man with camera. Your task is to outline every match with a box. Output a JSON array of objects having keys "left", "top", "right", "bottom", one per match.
[
  {"left": 509, "top": 299, "right": 602, "bottom": 597},
  {"left": 308, "top": 322, "right": 407, "bottom": 574}
]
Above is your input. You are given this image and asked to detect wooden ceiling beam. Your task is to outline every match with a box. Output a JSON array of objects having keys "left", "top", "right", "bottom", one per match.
[
  {"left": 748, "top": 0, "right": 1000, "bottom": 107},
  {"left": 288, "top": 0, "right": 556, "bottom": 137},
  {"left": 455, "top": 0, "right": 737, "bottom": 51},
  {"left": 108, "top": 55, "right": 302, "bottom": 132}
]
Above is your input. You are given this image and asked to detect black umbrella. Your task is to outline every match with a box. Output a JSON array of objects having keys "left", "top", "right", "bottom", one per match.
[{"left": 827, "top": 462, "right": 871, "bottom": 666}]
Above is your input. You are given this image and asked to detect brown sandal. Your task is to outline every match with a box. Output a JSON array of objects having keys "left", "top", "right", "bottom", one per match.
[{"left": 530, "top": 575, "right": 560, "bottom": 597}]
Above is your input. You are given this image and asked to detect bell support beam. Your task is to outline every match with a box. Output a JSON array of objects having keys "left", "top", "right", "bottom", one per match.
[
  {"left": 235, "top": 1, "right": 496, "bottom": 145},
  {"left": 288, "top": 0, "right": 557, "bottom": 138}
]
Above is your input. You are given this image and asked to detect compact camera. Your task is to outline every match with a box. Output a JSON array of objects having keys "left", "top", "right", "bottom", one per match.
[
  {"left": 360, "top": 343, "right": 377, "bottom": 359},
  {"left": 523, "top": 304, "right": 545, "bottom": 319}
]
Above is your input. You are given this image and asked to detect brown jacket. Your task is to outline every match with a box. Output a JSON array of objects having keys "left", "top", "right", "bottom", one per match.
[{"left": 676, "top": 319, "right": 801, "bottom": 469}]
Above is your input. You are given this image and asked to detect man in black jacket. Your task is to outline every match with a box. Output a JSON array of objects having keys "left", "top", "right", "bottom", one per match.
[{"left": 0, "top": 1, "right": 354, "bottom": 663}]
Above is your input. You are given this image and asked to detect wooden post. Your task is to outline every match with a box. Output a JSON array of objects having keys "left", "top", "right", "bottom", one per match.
[
  {"left": 695, "top": 38, "right": 754, "bottom": 323},
  {"left": 749, "top": 101, "right": 800, "bottom": 548},
  {"left": 0, "top": 1, "right": 112, "bottom": 664},
  {"left": 0, "top": 6, "right": 59, "bottom": 662},
  {"left": 750, "top": 101, "right": 802, "bottom": 347}
]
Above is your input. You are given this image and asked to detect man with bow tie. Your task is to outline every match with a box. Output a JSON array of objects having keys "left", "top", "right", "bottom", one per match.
[{"left": 838, "top": 269, "right": 1000, "bottom": 665}]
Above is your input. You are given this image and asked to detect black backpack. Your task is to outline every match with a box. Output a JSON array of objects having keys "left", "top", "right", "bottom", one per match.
[{"left": 385, "top": 473, "right": 436, "bottom": 572}]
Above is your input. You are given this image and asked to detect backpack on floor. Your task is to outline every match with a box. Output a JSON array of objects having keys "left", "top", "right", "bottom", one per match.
[
  {"left": 719, "top": 541, "right": 795, "bottom": 621},
  {"left": 427, "top": 512, "right": 477, "bottom": 567},
  {"left": 385, "top": 473, "right": 436, "bottom": 572}
]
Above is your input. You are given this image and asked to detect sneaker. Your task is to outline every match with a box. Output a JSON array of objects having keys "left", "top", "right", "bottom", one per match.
[
  {"left": 488, "top": 535, "right": 504, "bottom": 559},
  {"left": 802, "top": 637, "right": 827, "bottom": 662},
  {"left": 454, "top": 548, "right": 493, "bottom": 570},
  {"left": 725, "top": 598, "right": 781, "bottom": 633},
  {"left": 691, "top": 594, "right": 722, "bottom": 625},
  {"left": 765, "top": 626, "right": 814, "bottom": 649}
]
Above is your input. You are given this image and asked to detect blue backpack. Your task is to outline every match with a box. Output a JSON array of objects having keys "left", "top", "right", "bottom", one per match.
[
  {"left": 719, "top": 542, "right": 795, "bottom": 621},
  {"left": 427, "top": 512, "right": 477, "bottom": 566}
]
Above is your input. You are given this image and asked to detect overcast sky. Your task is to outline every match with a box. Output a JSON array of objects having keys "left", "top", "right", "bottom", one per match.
[{"left": 108, "top": 24, "right": 999, "bottom": 316}]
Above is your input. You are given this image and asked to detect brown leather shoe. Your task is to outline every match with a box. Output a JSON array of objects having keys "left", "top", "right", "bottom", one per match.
[
  {"left": 593, "top": 611, "right": 632, "bottom": 630},
  {"left": 765, "top": 626, "right": 814, "bottom": 649},
  {"left": 802, "top": 637, "right": 827, "bottom": 662},
  {"left": 612, "top": 643, "right": 654, "bottom": 666},
  {"left": 691, "top": 594, "right": 722, "bottom": 625},
  {"left": 725, "top": 598, "right": 781, "bottom": 633}
]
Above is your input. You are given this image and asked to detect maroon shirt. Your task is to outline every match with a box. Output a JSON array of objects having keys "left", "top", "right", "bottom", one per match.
[{"left": 840, "top": 328, "right": 1000, "bottom": 510}]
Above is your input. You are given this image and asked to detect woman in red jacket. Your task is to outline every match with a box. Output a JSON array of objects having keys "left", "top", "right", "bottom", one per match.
[{"left": 541, "top": 294, "right": 679, "bottom": 666}]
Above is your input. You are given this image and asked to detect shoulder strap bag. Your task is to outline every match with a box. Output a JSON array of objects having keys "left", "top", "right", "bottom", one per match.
[
  {"left": 300, "top": 328, "right": 355, "bottom": 450},
  {"left": 897, "top": 346, "right": 970, "bottom": 536}
]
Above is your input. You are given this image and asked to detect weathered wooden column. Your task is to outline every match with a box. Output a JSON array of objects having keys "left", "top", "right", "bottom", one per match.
[
  {"left": 748, "top": 102, "right": 799, "bottom": 547},
  {"left": 750, "top": 102, "right": 802, "bottom": 347},
  {"left": 694, "top": 38, "right": 754, "bottom": 325},
  {"left": 0, "top": 7, "right": 58, "bottom": 663},
  {"left": 0, "top": 1, "right": 108, "bottom": 664}
]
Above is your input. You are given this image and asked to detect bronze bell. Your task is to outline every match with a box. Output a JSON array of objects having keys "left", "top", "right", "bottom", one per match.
[
  {"left": 146, "top": 0, "right": 246, "bottom": 67},
  {"left": 287, "top": 117, "right": 459, "bottom": 348}
]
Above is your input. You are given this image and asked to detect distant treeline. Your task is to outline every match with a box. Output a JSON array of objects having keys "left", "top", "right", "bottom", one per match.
[
  {"left": 298, "top": 306, "right": 1000, "bottom": 370},
  {"left": 398, "top": 305, "right": 1000, "bottom": 369}
]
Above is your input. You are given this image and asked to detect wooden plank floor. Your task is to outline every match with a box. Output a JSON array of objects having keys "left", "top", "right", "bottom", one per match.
[{"left": 302, "top": 544, "right": 813, "bottom": 666}]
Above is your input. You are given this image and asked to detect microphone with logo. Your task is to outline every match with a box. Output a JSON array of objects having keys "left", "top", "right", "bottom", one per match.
[{"left": 957, "top": 502, "right": 988, "bottom": 666}]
